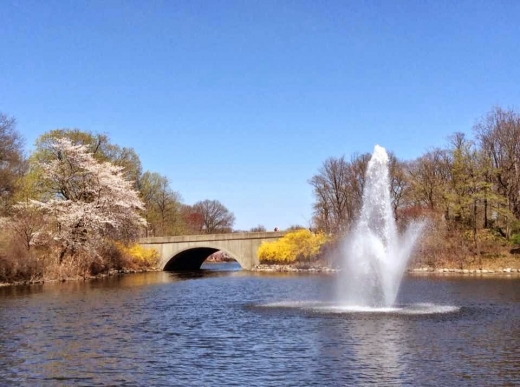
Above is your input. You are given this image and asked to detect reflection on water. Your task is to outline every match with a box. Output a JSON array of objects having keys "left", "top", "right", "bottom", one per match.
[
  {"left": 0, "top": 264, "right": 519, "bottom": 386},
  {"left": 349, "top": 318, "right": 405, "bottom": 383}
]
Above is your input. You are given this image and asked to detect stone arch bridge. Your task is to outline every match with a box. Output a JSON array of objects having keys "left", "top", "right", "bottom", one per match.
[{"left": 139, "top": 231, "right": 287, "bottom": 270}]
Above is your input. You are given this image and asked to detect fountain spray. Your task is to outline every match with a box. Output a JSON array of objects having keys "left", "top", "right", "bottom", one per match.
[{"left": 338, "top": 145, "right": 425, "bottom": 307}]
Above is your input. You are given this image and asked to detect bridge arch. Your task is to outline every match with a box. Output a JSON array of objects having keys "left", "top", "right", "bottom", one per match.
[
  {"left": 163, "top": 246, "right": 241, "bottom": 271},
  {"left": 139, "top": 231, "right": 287, "bottom": 271}
]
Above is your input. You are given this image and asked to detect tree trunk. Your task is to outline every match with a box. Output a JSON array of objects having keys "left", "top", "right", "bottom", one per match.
[{"left": 483, "top": 198, "right": 488, "bottom": 228}]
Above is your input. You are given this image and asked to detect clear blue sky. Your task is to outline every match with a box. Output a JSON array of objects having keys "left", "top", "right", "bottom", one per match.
[{"left": 1, "top": 0, "right": 519, "bottom": 230}]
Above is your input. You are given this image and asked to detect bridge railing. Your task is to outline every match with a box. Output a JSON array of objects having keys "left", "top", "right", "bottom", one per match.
[{"left": 138, "top": 231, "right": 288, "bottom": 244}]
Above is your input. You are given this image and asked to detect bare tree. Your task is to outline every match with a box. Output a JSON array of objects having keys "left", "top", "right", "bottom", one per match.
[
  {"left": 388, "top": 152, "right": 409, "bottom": 221},
  {"left": 192, "top": 199, "right": 235, "bottom": 234},
  {"left": 180, "top": 204, "right": 204, "bottom": 234},
  {"left": 347, "top": 153, "right": 371, "bottom": 218},
  {"left": 309, "top": 153, "right": 369, "bottom": 234},
  {"left": 309, "top": 156, "right": 350, "bottom": 234}
]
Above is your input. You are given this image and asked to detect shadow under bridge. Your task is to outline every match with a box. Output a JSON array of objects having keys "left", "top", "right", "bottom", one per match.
[{"left": 138, "top": 231, "right": 287, "bottom": 271}]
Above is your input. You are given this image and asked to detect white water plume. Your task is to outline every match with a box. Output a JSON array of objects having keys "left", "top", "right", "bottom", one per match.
[{"left": 338, "top": 145, "right": 425, "bottom": 307}]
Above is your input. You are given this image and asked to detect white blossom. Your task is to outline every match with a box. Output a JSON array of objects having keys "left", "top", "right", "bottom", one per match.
[{"left": 30, "top": 138, "right": 146, "bottom": 259}]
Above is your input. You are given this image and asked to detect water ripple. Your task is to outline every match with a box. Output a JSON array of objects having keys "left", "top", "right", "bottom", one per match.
[{"left": 0, "top": 269, "right": 518, "bottom": 386}]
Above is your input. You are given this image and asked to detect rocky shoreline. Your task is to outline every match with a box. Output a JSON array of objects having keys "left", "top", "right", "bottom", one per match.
[
  {"left": 251, "top": 264, "right": 339, "bottom": 273},
  {"left": 409, "top": 267, "right": 520, "bottom": 275},
  {"left": 252, "top": 264, "right": 520, "bottom": 275}
]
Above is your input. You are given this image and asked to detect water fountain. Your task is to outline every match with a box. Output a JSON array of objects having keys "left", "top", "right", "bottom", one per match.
[
  {"left": 338, "top": 145, "right": 424, "bottom": 308},
  {"left": 262, "top": 144, "right": 458, "bottom": 315}
]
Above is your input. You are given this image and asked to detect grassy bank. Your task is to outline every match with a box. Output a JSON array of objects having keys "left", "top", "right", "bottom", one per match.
[{"left": 0, "top": 239, "right": 159, "bottom": 286}]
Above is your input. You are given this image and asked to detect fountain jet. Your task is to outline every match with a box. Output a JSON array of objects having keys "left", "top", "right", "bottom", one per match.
[{"left": 338, "top": 145, "right": 424, "bottom": 307}]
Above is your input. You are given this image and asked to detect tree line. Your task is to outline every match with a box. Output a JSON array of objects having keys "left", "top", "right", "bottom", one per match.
[
  {"left": 309, "top": 107, "right": 520, "bottom": 268},
  {"left": 0, "top": 118, "right": 236, "bottom": 282},
  {"left": 2, "top": 106, "right": 518, "bottom": 280}
]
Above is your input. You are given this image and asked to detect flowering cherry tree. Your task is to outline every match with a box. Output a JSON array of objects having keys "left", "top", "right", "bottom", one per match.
[{"left": 31, "top": 138, "right": 146, "bottom": 263}]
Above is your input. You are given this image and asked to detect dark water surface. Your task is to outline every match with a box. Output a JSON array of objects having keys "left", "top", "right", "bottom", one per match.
[{"left": 0, "top": 262, "right": 519, "bottom": 386}]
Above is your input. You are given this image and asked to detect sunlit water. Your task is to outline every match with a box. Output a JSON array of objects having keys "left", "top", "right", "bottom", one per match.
[
  {"left": 261, "top": 301, "right": 460, "bottom": 315},
  {"left": 0, "top": 262, "right": 519, "bottom": 386}
]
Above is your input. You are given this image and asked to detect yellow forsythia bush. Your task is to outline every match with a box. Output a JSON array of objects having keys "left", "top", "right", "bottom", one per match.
[
  {"left": 115, "top": 242, "right": 159, "bottom": 268},
  {"left": 258, "top": 229, "right": 329, "bottom": 264}
]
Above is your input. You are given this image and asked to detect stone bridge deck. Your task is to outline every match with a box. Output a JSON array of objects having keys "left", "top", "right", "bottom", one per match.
[{"left": 139, "top": 231, "right": 287, "bottom": 270}]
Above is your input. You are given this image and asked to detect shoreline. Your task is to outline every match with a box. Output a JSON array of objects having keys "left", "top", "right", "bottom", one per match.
[
  {"left": 408, "top": 267, "right": 520, "bottom": 275},
  {"left": 2, "top": 263, "right": 520, "bottom": 288},
  {"left": 0, "top": 267, "right": 160, "bottom": 288},
  {"left": 251, "top": 264, "right": 520, "bottom": 275}
]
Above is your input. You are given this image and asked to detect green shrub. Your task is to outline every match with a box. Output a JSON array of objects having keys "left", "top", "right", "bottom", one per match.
[{"left": 510, "top": 233, "right": 520, "bottom": 245}]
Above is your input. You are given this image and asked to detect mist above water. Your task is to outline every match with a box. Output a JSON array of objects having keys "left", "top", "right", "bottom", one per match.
[{"left": 338, "top": 145, "right": 425, "bottom": 307}]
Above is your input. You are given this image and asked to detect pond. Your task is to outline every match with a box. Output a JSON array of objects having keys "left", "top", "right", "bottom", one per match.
[{"left": 0, "top": 262, "right": 519, "bottom": 386}]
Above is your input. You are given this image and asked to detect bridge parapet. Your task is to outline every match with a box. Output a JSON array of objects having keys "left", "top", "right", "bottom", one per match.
[
  {"left": 139, "top": 231, "right": 287, "bottom": 270},
  {"left": 139, "top": 231, "right": 287, "bottom": 244}
]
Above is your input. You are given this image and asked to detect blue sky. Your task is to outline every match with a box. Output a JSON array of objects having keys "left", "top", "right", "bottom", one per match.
[{"left": 1, "top": 0, "right": 519, "bottom": 230}]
